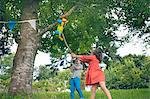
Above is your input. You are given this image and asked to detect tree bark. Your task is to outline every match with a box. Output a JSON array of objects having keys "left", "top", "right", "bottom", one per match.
[{"left": 8, "top": 0, "right": 39, "bottom": 95}]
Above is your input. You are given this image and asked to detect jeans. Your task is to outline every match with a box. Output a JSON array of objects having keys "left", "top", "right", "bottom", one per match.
[{"left": 70, "top": 77, "right": 84, "bottom": 99}]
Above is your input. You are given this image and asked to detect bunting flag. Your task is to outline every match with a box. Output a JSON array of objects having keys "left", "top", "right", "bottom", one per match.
[
  {"left": 8, "top": 21, "right": 16, "bottom": 31},
  {"left": 0, "top": 19, "right": 37, "bottom": 32},
  {"left": 28, "top": 19, "right": 36, "bottom": 30}
]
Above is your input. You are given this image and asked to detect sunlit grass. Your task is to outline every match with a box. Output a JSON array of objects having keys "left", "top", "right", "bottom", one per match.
[{"left": 0, "top": 88, "right": 149, "bottom": 99}]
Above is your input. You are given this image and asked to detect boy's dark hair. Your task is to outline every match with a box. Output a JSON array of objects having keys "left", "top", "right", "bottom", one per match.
[
  {"left": 72, "top": 58, "right": 77, "bottom": 64},
  {"left": 93, "top": 48, "right": 102, "bottom": 62},
  {"left": 72, "top": 59, "right": 76, "bottom": 64}
]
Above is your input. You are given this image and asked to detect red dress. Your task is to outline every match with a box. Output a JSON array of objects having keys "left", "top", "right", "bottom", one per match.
[{"left": 80, "top": 55, "right": 105, "bottom": 85}]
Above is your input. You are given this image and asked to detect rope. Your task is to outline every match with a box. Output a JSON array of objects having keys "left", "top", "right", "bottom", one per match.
[
  {"left": 0, "top": 19, "right": 38, "bottom": 23},
  {"left": 62, "top": 33, "right": 72, "bottom": 53}
]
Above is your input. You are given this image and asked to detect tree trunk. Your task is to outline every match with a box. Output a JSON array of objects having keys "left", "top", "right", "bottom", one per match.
[{"left": 8, "top": 0, "right": 39, "bottom": 95}]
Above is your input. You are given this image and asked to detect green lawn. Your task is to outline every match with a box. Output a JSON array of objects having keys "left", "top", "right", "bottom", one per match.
[{"left": 0, "top": 88, "right": 149, "bottom": 99}]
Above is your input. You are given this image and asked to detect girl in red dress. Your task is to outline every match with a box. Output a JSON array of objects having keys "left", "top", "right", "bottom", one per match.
[{"left": 71, "top": 49, "right": 112, "bottom": 99}]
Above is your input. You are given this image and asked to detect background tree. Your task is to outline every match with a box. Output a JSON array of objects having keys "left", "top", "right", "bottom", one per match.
[
  {"left": 32, "top": 69, "right": 71, "bottom": 92},
  {"left": 36, "top": 65, "right": 57, "bottom": 81},
  {"left": 0, "top": 54, "right": 14, "bottom": 90},
  {"left": 105, "top": 55, "right": 150, "bottom": 89},
  {"left": 106, "top": 0, "right": 150, "bottom": 46}
]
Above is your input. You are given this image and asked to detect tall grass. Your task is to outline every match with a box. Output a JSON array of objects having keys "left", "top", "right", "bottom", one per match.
[{"left": 0, "top": 88, "right": 149, "bottom": 99}]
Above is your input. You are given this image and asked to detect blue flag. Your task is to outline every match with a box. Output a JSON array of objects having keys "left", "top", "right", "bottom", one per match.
[{"left": 8, "top": 21, "right": 16, "bottom": 31}]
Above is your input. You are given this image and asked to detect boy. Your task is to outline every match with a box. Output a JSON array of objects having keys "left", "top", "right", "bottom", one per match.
[{"left": 69, "top": 58, "right": 84, "bottom": 99}]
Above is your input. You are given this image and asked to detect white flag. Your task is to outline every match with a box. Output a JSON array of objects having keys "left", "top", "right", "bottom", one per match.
[{"left": 28, "top": 19, "right": 36, "bottom": 30}]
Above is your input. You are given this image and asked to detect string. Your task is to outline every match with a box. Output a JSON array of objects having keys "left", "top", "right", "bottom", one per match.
[{"left": 0, "top": 19, "right": 38, "bottom": 23}]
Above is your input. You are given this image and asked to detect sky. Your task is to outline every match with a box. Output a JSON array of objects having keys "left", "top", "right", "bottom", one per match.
[
  {"left": 116, "top": 38, "right": 149, "bottom": 57},
  {"left": 115, "top": 25, "right": 150, "bottom": 57}
]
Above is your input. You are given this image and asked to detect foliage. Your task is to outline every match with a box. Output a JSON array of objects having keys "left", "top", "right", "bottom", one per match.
[
  {"left": 0, "top": 0, "right": 119, "bottom": 57},
  {"left": 107, "top": 0, "right": 150, "bottom": 46},
  {"left": 141, "top": 56, "right": 150, "bottom": 87},
  {"left": 105, "top": 55, "right": 150, "bottom": 89},
  {"left": 0, "top": 54, "right": 14, "bottom": 87},
  {"left": 115, "top": 0, "right": 149, "bottom": 30},
  {"left": 1, "top": 0, "right": 149, "bottom": 57},
  {"left": 33, "top": 69, "right": 71, "bottom": 92},
  {"left": 38, "top": 0, "right": 127, "bottom": 58},
  {"left": 36, "top": 65, "right": 57, "bottom": 80}
]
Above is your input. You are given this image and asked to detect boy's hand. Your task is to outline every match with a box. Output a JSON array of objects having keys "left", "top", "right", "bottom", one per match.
[
  {"left": 70, "top": 66, "right": 74, "bottom": 71},
  {"left": 71, "top": 53, "right": 76, "bottom": 57}
]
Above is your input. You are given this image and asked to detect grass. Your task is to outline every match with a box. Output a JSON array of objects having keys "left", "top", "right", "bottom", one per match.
[{"left": 0, "top": 88, "right": 149, "bottom": 99}]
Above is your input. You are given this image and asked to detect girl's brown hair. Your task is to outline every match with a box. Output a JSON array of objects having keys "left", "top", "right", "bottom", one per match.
[{"left": 93, "top": 48, "right": 102, "bottom": 62}]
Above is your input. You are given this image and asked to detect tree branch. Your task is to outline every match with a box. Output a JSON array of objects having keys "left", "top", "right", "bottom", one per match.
[
  {"left": 60, "top": 5, "right": 77, "bottom": 18},
  {"left": 39, "top": 5, "right": 77, "bottom": 36}
]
